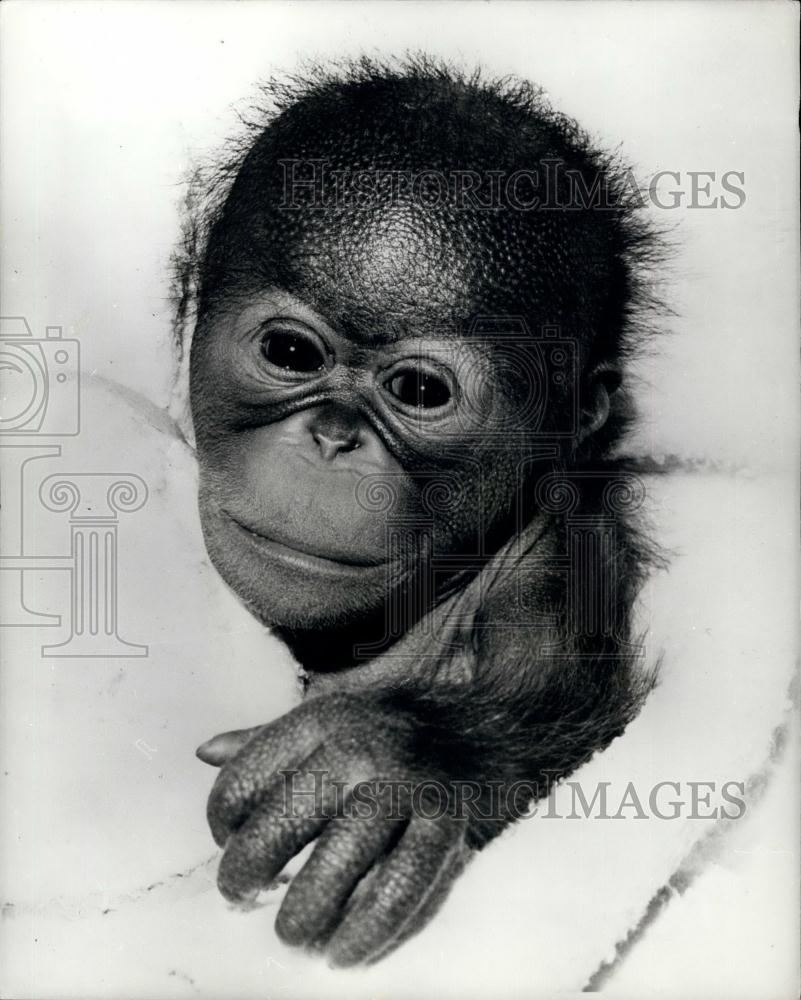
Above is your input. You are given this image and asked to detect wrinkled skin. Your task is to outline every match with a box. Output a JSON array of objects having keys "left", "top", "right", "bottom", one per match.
[
  {"left": 198, "top": 696, "right": 469, "bottom": 967},
  {"left": 190, "top": 65, "right": 655, "bottom": 966},
  {"left": 190, "top": 287, "right": 542, "bottom": 637}
]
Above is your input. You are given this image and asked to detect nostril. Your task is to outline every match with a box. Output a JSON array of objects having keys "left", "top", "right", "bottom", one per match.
[
  {"left": 309, "top": 404, "right": 364, "bottom": 460},
  {"left": 312, "top": 428, "right": 361, "bottom": 461}
]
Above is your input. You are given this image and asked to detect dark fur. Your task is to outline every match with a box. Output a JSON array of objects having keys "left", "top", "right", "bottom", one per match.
[{"left": 181, "top": 56, "right": 668, "bottom": 961}]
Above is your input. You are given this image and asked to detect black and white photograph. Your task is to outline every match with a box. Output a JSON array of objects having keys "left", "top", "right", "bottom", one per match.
[{"left": 0, "top": 2, "right": 798, "bottom": 997}]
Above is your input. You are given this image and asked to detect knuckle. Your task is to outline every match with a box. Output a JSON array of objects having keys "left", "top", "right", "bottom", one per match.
[
  {"left": 206, "top": 769, "right": 254, "bottom": 845},
  {"left": 207, "top": 771, "right": 240, "bottom": 821}
]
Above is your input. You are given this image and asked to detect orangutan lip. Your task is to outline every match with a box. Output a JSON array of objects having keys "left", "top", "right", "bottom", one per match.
[{"left": 224, "top": 512, "right": 385, "bottom": 571}]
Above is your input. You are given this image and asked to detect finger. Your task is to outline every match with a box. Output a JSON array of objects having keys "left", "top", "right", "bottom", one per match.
[
  {"left": 275, "top": 804, "right": 407, "bottom": 948},
  {"left": 216, "top": 756, "right": 339, "bottom": 905},
  {"left": 327, "top": 818, "right": 463, "bottom": 967},
  {"left": 207, "top": 711, "right": 324, "bottom": 847},
  {"left": 196, "top": 727, "right": 263, "bottom": 766},
  {"left": 366, "top": 844, "right": 469, "bottom": 965}
]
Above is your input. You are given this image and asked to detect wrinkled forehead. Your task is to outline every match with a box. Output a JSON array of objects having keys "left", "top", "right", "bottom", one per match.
[
  {"left": 259, "top": 200, "right": 481, "bottom": 344},
  {"left": 216, "top": 186, "right": 578, "bottom": 347},
  {"left": 206, "top": 99, "right": 598, "bottom": 345}
]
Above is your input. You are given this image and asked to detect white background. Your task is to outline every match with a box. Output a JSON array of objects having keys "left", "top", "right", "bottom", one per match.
[{"left": 1, "top": 3, "right": 799, "bottom": 998}]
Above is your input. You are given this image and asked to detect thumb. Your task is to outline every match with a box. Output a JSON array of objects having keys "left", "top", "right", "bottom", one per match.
[{"left": 196, "top": 726, "right": 263, "bottom": 766}]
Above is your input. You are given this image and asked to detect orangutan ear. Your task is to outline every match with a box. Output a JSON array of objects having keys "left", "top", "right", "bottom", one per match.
[{"left": 578, "top": 365, "right": 621, "bottom": 442}]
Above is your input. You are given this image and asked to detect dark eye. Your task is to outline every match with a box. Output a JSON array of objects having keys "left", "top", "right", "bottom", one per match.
[
  {"left": 261, "top": 329, "right": 326, "bottom": 374},
  {"left": 387, "top": 368, "right": 452, "bottom": 409}
]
